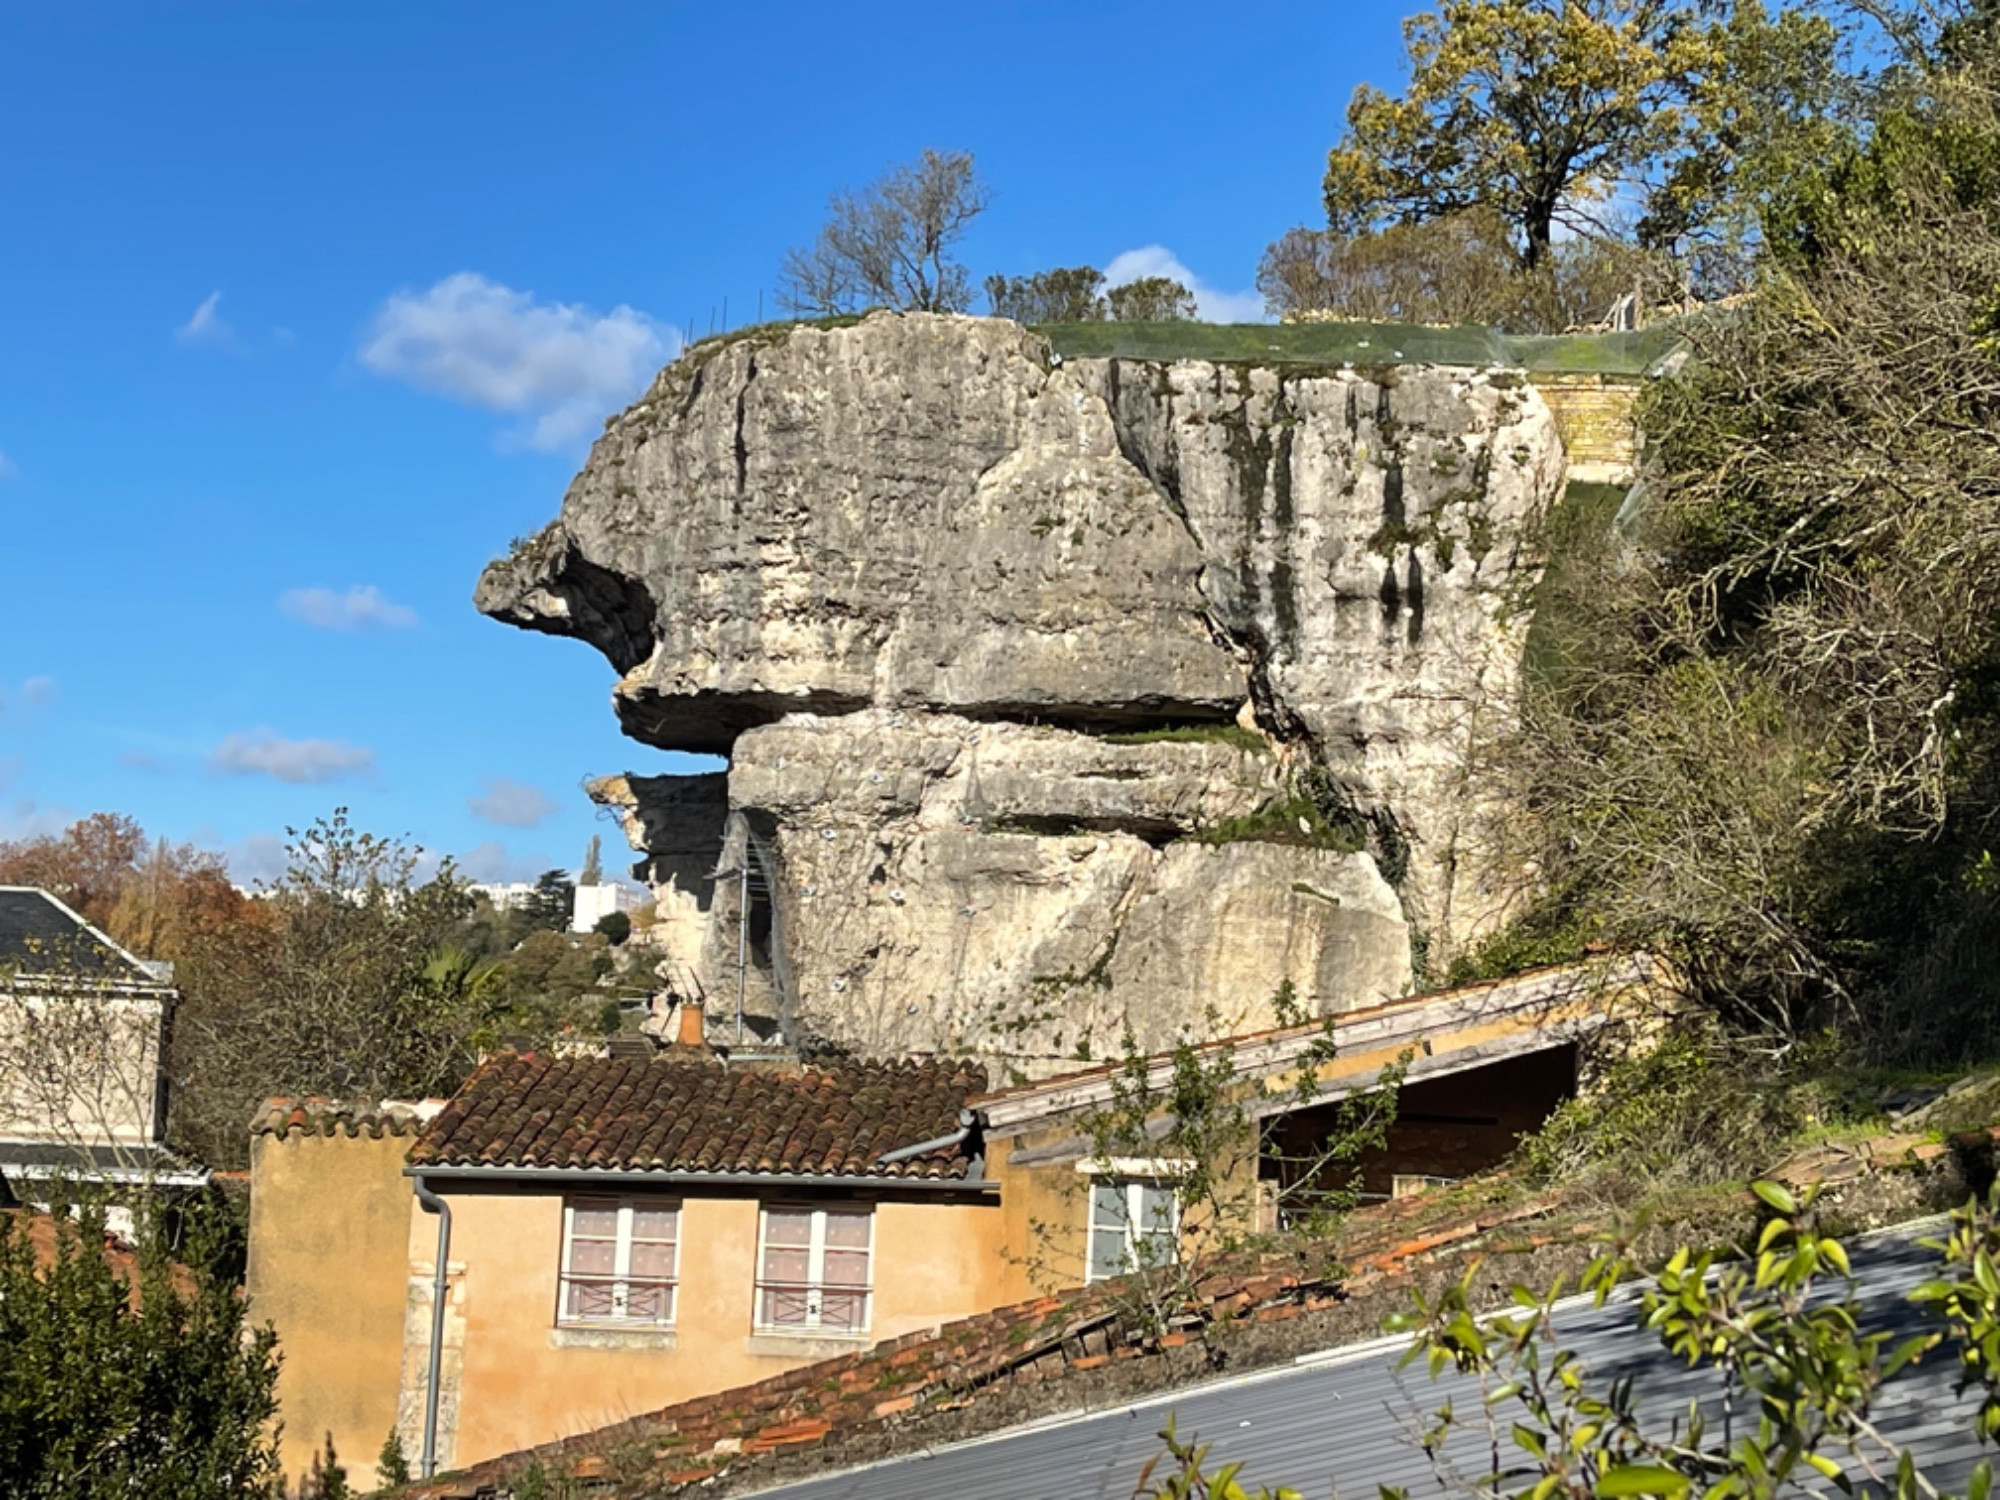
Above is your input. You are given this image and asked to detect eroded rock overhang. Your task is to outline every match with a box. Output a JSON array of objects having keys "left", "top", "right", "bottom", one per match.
[{"left": 477, "top": 312, "right": 1581, "bottom": 1073}]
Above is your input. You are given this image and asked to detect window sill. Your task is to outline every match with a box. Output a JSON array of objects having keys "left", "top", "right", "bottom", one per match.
[
  {"left": 745, "top": 1331, "right": 871, "bottom": 1359},
  {"left": 550, "top": 1324, "right": 678, "bottom": 1351}
]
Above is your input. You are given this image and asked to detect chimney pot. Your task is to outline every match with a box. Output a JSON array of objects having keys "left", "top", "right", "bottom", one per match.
[{"left": 677, "top": 999, "right": 705, "bottom": 1049}]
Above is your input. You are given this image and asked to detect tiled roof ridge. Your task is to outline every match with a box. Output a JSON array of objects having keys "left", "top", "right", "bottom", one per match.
[
  {"left": 250, "top": 1096, "right": 443, "bottom": 1141},
  {"left": 407, "top": 1050, "right": 989, "bottom": 1179},
  {"left": 972, "top": 950, "right": 1669, "bottom": 1107}
]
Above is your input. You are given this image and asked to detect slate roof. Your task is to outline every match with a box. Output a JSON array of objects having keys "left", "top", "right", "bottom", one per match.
[
  {"left": 0, "top": 888, "right": 161, "bottom": 983},
  {"left": 408, "top": 1052, "right": 989, "bottom": 1181}
]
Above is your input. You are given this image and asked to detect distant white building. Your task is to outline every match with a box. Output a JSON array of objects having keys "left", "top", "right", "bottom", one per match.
[
  {"left": 571, "top": 882, "right": 639, "bottom": 934},
  {"left": 468, "top": 881, "right": 538, "bottom": 912}
]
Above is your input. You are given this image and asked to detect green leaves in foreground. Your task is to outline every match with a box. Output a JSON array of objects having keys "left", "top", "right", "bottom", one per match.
[{"left": 1380, "top": 1182, "right": 2000, "bottom": 1500}]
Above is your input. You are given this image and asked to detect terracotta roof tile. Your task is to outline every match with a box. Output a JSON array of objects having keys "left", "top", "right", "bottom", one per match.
[
  {"left": 248, "top": 1097, "right": 442, "bottom": 1140},
  {"left": 408, "top": 1053, "right": 988, "bottom": 1181}
]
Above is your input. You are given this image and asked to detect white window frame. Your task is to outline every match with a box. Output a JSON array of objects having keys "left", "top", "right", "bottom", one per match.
[
  {"left": 753, "top": 1203, "right": 875, "bottom": 1336},
  {"left": 1085, "top": 1176, "right": 1181, "bottom": 1284},
  {"left": 557, "top": 1196, "right": 680, "bottom": 1328}
]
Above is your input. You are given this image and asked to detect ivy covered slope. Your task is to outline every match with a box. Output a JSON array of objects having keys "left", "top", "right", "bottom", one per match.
[{"left": 477, "top": 310, "right": 1588, "bottom": 1073}]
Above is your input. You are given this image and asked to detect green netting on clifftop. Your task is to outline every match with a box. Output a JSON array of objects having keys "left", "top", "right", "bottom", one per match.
[{"left": 1041, "top": 319, "right": 1686, "bottom": 376}]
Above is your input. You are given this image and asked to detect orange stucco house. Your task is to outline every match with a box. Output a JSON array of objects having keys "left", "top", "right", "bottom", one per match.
[
  {"left": 246, "top": 956, "right": 1664, "bottom": 1492},
  {"left": 247, "top": 1043, "right": 1009, "bottom": 1490}
]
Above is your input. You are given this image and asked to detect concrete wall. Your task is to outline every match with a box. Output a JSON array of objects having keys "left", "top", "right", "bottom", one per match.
[
  {"left": 246, "top": 1131, "right": 415, "bottom": 1493},
  {"left": 409, "top": 1183, "right": 1009, "bottom": 1471}
]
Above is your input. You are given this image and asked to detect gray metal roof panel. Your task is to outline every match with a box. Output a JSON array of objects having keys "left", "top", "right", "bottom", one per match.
[{"left": 748, "top": 1230, "right": 1979, "bottom": 1500}]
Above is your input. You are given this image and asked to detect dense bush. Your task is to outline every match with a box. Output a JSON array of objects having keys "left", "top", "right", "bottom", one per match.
[
  {"left": 0, "top": 1206, "right": 280, "bottom": 1498},
  {"left": 1487, "top": 32, "right": 2000, "bottom": 1058}
]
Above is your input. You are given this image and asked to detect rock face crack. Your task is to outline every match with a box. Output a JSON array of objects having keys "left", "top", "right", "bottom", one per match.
[
  {"left": 479, "top": 312, "right": 1570, "bottom": 1071},
  {"left": 733, "top": 352, "right": 755, "bottom": 498}
]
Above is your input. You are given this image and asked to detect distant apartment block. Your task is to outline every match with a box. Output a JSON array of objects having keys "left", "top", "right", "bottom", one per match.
[
  {"left": 570, "top": 881, "right": 638, "bottom": 933},
  {"left": 466, "top": 880, "right": 538, "bottom": 912}
]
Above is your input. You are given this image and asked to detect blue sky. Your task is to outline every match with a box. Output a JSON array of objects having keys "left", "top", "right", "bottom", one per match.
[{"left": 0, "top": 2, "right": 1407, "bottom": 885}]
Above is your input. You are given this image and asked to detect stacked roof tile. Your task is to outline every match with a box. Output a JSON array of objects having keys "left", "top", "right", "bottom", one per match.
[
  {"left": 250, "top": 1097, "right": 442, "bottom": 1141},
  {"left": 407, "top": 1052, "right": 988, "bottom": 1181}
]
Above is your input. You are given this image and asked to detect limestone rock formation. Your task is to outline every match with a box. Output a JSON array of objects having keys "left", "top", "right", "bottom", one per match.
[{"left": 480, "top": 312, "right": 1568, "bottom": 1072}]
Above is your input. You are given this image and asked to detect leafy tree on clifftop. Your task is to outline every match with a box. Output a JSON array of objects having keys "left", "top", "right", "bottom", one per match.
[
  {"left": 1105, "top": 276, "right": 1198, "bottom": 321},
  {"left": 1483, "top": 15, "right": 2000, "bottom": 1054},
  {"left": 984, "top": 265, "right": 1108, "bottom": 323},
  {"left": 778, "top": 148, "right": 991, "bottom": 315},
  {"left": 1322, "top": 0, "right": 1841, "bottom": 275}
]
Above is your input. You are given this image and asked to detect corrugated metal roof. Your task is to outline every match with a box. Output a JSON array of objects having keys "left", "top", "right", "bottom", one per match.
[{"left": 746, "top": 1227, "right": 1980, "bottom": 1500}]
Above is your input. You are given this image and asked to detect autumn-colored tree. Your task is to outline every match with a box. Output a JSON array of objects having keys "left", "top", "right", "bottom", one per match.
[
  {"left": 0, "top": 816, "right": 251, "bottom": 963},
  {"left": 105, "top": 839, "right": 252, "bottom": 963},
  {"left": 1322, "top": 0, "right": 1838, "bottom": 273},
  {"left": 0, "top": 813, "right": 147, "bottom": 929}
]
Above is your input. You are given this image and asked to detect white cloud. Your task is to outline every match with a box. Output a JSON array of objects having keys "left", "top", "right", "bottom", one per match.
[
  {"left": 0, "top": 451, "right": 16, "bottom": 482},
  {"left": 280, "top": 584, "right": 419, "bottom": 632},
  {"left": 1103, "top": 246, "right": 1266, "bottom": 324},
  {"left": 119, "top": 750, "right": 167, "bottom": 773},
  {"left": 0, "top": 797, "right": 78, "bottom": 842},
  {"left": 360, "top": 272, "right": 678, "bottom": 451},
  {"left": 0, "top": 676, "right": 56, "bottom": 724},
  {"left": 455, "top": 840, "right": 554, "bottom": 884},
  {"left": 176, "top": 290, "right": 236, "bottom": 348},
  {"left": 227, "top": 832, "right": 289, "bottom": 884},
  {"left": 209, "top": 728, "right": 375, "bottom": 784},
  {"left": 468, "top": 776, "right": 560, "bottom": 829}
]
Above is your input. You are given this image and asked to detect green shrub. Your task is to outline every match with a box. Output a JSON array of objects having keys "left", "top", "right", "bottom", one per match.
[
  {"left": 1516, "top": 1021, "right": 1832, "bottom": 1188},
  {"left": 1197, "top": 795, "right": 1366, "bottom": 853},
  {"left": 1443, "top": 899, "right": 1598, "bottom": 987},
  {"left": 0, "top": 1204, "right": 281, "bottom": 1498},
  {"left": 377, "top": 1429, "right": 413, "bottom": 1487}
]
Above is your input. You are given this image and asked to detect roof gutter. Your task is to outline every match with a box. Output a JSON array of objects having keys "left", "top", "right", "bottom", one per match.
[
  {"left": 411, "top": 1174, "right": 451, "bottom": 1481},
  {"left": 0, "top": 1164, "right": 210, "bottom": 1190},
  {"left": 403, "top": 1163, "right": 997, "bottom": 1192}
]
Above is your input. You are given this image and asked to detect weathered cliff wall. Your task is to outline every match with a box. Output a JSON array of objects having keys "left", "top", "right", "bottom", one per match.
[{"left": 478, "top": 312, "right": 1569, "bottom": 1073}]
